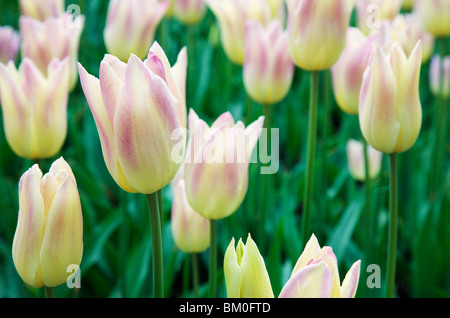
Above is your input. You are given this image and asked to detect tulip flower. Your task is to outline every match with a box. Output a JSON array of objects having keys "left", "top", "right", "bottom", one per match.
[
  {"left": 173, "top": 0, "right": 206, "bottom": 25},
  {"left": 414, "top": 0, "right": 450, "bottom": 37},
  {"left": 0, "top": 26, "right": 20, "bottom": 64},
  {"left": 286, "top": 0, "right": 354, "bottom": 71},
  {"left": 429, "top": 54, "right": 450, "bottom": 99},
  {"left": 183, "top": 109, "right": 264, "bottom": 220},
  {"left": 359, "top": 41, "right": 422, "bottom": 154},
  {"left": 0, "top": 57, "right": 70, "bottom": 159},
  {"left": 12, "top": 157, "right": 83, "bottom": 288},
  {"left": 78, "top": 42, "right": 187, "bottom": 195},
  {"left": 19, "top": 13, "right": 84, "bottom": 91},
  {"left": 243, "top": 19, "right": 294, "bottom": 105},
  {"left": 356, "top": 0, "right": 402, "bottom": 35},
  {"left": 171, "top": 179, "right": 210, "bottom": 253},
  {"left": 346, "top": 139, "right": 383, "bottom": 181},
  {"left": 104, "top": 0, "right": 169, "bottom": 62},
  {"left": 19, "top": 0, "right": 65, "bottom": 21},
  {"left": 224, "top": 234, "right": 274, "bottom": 298}
]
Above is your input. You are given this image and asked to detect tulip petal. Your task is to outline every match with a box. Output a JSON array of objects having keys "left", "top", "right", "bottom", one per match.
[
  {"left": 340, "top": 260, "right": 361, "bottom": 298},
  {"left": 224, "top": 238, "right": 244, "bottom": 298},
  {"left": 291, "top": 234, "right": 322, "bottom": 275}
]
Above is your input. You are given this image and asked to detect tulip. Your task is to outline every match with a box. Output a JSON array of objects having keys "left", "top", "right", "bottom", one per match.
[
  {"left": 429, "top": 54, "right": 450, "bottom": 99},
  {"left": 19, "top": 0, "right": 65, "bottom": 21},
  {"left": 173, "top": 0, "right": 206, "bottom": 25},
  {"left": 12, "top": 157, "right": 83, "bottom": 288},
  {"left": 356, "top": 0, "right": 402, "bottom": 35},
  {"left": 104, "top": 0, "right": 169, "bottom": 62},
  {"left": 279, "top": 234, "right": 361, "bottom": 298},
  {"left": 359, "top": 41, "right": 423, "bottom": 154},
  {"left": 346, "top": 139, "right": 383, "bottom": 181},
  {"left": 0, "top": 26, "right": 20, "bottom": 64},
  {"left": 0, "top": 57, "right": 69, "bottom": 159},
  {"left": 414, "top": 0, "right": 450, "bottom": 37},
  {"left": 19, "top": 13, "right": 84, "bottom": 91},
  {"left": 78, "top": 42, "right": 187, "bottom": 194},
  {"left": 171, "top": 179, "right": 210, "bottom": 253},
  {"left": 224, "top": 234, "right": 274, "bottom": 298},
  {"left": 243, "top": 19, "right": 294, "bottom": 105},
  {"left": 183, "top": 109, "right": 264, "bottom": 220},
  {"left": 286, "top": 0, "right": 354, "bottom": 71}
]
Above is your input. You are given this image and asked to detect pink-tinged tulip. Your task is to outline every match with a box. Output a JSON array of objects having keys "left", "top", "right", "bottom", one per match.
[
  {"left": 184, "top": 109, "right": 264, "bottom": 220},
  {"left": 391, "top": 14, "right": 435, "bottom": 63},
  {"left": 429, "top": 54, "right": 450, "bottom": 99},
  {"left": 173, "top": 0, "right": 206, "bottom": 25},
  {"left": 0, "top": 26, "right": 20, "bottom": 64},
  {"left": 19, "top": 0, "right": 65, "bottom": 21},
  {"left": 224, "top": 234, "right": 274, "bottom": 298},
  {"left": 171, "top": 179, "right": 210, "bottom": 253},
  {"left": 359, "top": 41, "right": 423, "bottom": 154},
  {"left": 414, "top": 0, "right": 450, "bottom": 37},
  {"left": 279, "top": 234, "right": 361, "bottom": 298},
  {"left": 287, "top": 0, "right": 355, "bottom": 71},
  {"left": 0, "top": 57, "right": 69, "bottom": 159},
  {"left": 346, "top": 139, "right": 383, "bottom": 181},
  {"left": 12, "top": 158, "right": 83, "bottom": 288},
  {"left": 244, "top": 19, "right": 294, "bottom": 105},
  {"left": 356, "top": 0, "right": 402, "bottom": 35},
  {"left": 20, "top": 13, "right": 84, "bottom": 91},
  {"left": 104, "top": 0, "right": 169, "bottom": 62},
  {"left": 78, "top": 42, "right": 187, "bottom": 194}
]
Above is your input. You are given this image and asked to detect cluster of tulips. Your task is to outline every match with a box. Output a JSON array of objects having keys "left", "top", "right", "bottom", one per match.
[{"left": 0, "top": 0, "right": 448, "bottom": 299}]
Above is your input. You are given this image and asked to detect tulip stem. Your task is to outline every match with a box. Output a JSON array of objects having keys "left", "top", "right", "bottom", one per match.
[
  {"left": 192, "top": 253, "right": 200, "bottom": 298},
  {"left": 302, "top": 70, "right": 319, "bottom": 246},
  {"left": 209, "top": 219, "right": 217, "bottom": 298},
  {"left": 386, "top": 153, "right": 398, "bottom": 298},
  {"left": 147, "top": 191, "right": 164, "bottom": 298},
  {"left": 45, "top": 286, "right": 54, "bottom": 298}
]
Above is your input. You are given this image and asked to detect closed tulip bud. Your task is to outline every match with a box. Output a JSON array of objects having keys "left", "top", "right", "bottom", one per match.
[
  {"left": 359, "top": 41, "right": 423, "bottom": 154},
  {"left": 104, "top": 0, "right": 169, "bottom": 62},
  {"left": 0, "top": 57, "right": 69, "bottom": 159},
  {"left": 279, "top": 234, "right": 361, "bottom": 298},
  {"left": 244, "top": 20, "right": 294, "bottom": 105},
  {"left": 430, "top": 54, "right": 450, "bottom": 99},
  {"left": 12, "top": 158, "right": 83, "bottom": 288},
  {"left": 287, "top": 0, "right": 355, "bottom": 71},
  {"left": 184, "top": 109, "right": 264, "bottom": 220},
  {"left": 414, "top": 0, "right": 450, "bottom": 37},
  {"left": 0, "top": 26, "right": 20, "bottom": 64},
  {"left": 356, "top": 0, "right": 402, "bottom": 35},
  {"left": 171, "top": 179, "right": 210, "bottom": 253},
  {"left": 224, "top": 234, "right": 274, "bottom": 298},
  {"left": 78, "top": 42, "right": 187, "bottom": 194},
  {"left": 20, "top": 13, "right": 84, "bottom": 91},
  {"left": 19, "top": 0, "right": 64, "bottom": 21},
  {"left": 174, "top": 0, "right": 206, "bottom": 25},
  {"left": 346, "top": 139, "right": 383, "bottom": 181}
]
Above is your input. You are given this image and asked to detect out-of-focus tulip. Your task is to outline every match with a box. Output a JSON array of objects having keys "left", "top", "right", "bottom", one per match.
[
  {"left": 173, "top": 0, "right": 206, "bottom": 25},
  {"left": 359, "top": 41, "right": 423, "bottom": 154},
  {"left": 171, "top": 179, "right": 210, "bottom": 253},
  {"left": 184, "top": 109, "right": 264, "bottom": 220},
  {"left": 346, "top": 139, "right": 383, "bottom": 181},
  {"left": 0, "top": 26, "right": 20, "bottom": 64},
  {"left": 104, "top": 0, "right": 169, "bottom": 62},
  {"left": 19, "top": 0, "right": 65, "bottom": 21},
  {"left": 244, "top": 19, "right": 294, "bottom": 105},
  {"left": 204, "top": 0, "right": 276, "bottom": 65},
  {"left": 224, "top": 234, "right": 274, "bottom": 298},
  {"left": 414, "top": 0, "right": 450, "bottom": 37},
  {"left": 401, "top": 0, "right": 414, "bottom": 10},
  {"left": 0, "top": 57, "right": 69, "bottom": 159},
  {"left": 78, "top": 42, "right": 187, "bottom": 194},
  {"left": 287, "top": 0, "right": 354, "bottom": 71},
  {"left": 20, "top": 13, "right": 84, "bottom": 91},
  {"left": 391, "top": 14, "right": 435, "bottom": 63},
  {"left": 279, "top": 234, "right": 361, "bottom": 298},
  {"left": 12, "top": 158, "right": 83, "bottom": 288},
  {"left": 356, "top": 0, "right": 402, "bottom": 35},
  {"left": 430, "top": 54, "right": 450, "bottom": 99}
]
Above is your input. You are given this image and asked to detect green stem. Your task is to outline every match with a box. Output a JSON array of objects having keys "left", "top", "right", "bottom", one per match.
[
  {"left": 209, "top": 219, "right": 217, "bottom": 298},
  {"left": 119, "top": 191, "right": 128, "bottom": 297},
  {"left": 386, "top": 153, "right": 398, "bottom": 298},
  {"left": 302, "top": 71, "right": 319, "bottom": 246},
  {"left": 147, "top": 191, "right": 164, "bottom": 298},
  {"left": 45, "top": 286, "right": 54, "bottom": 298},
  {"left": 192, "top": 253, "right": 200, "bottom": 298}
]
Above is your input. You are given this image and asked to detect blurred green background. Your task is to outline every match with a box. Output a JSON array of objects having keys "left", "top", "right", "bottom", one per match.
[{"left": 0, "top": 0, "right": 448, "bottom": 298}]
